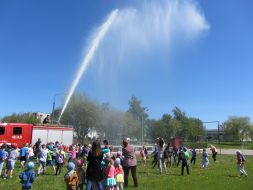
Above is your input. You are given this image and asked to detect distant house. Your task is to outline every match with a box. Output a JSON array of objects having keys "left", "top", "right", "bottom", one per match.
[
  {"left": 170, "top": 137, "right": 182, "bottom": 148},
  {"left": 32, "top": 112, "right": 50, "bottom": 124}
]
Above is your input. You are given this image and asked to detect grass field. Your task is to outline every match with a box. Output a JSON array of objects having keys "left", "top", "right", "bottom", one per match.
[
  {"left": 208, "top": 142, "right": 253, "bottom": 150},
  {"left": 0, "top": 155, "right": 252, "bottom": 190}
]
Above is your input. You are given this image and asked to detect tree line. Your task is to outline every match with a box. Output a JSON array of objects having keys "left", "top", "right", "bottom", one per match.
[{"left": 1, "top": 93, "right": 253, "bottom": 143}]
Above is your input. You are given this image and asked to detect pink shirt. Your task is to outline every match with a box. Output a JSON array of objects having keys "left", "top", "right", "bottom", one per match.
[
  {"left": 71, "top": 150, "right": 77, "bottom": 159},
  {"left": 107, "top": 165, "right": 116, "bottom": 178}
]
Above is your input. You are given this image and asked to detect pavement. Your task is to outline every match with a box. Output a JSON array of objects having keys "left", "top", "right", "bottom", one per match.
[{"left": 195, "top": 148, "right": 253, "bottom": 155}]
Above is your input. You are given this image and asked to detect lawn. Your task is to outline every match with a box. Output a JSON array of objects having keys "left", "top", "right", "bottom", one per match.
[
  {"left": 208, "top": 142, "right": 253, "bottom": 150},
  {"left": 0, "top": 155, "right": 252, "bottom": 190}
]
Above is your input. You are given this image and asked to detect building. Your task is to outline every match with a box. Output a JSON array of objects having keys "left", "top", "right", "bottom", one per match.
[{"left": 205, "top": 129, "right": 223, "bottom": 141}]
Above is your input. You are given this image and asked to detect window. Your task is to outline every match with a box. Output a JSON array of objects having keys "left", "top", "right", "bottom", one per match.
[
  {"left": 13, "top": 127, "right": 22, "bottom": 135},
  {"left": 0, "top": 127, "right": 5, "bottom": 135}
]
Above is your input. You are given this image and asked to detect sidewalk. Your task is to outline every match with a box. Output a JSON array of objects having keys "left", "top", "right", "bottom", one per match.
[{"left": 197, "top": 148, "right": 253, "bottom": 155}]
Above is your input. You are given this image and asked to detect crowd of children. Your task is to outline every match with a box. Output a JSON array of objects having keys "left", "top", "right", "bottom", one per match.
[
  {"left": 0, "top": 138, "right": 249, "bottom": 190},
  {"left": 150, "top": 140, "right": 249, "bottom": 178}
]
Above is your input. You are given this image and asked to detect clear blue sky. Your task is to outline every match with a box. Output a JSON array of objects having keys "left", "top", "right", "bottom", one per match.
[{"left": 0, "top": 0, "right": 253, "bottom": 128}]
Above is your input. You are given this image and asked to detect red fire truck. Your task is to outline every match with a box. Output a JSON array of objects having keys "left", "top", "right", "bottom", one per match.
[{"left": 0, "top": 123, "right": 73, "bottom": 147}]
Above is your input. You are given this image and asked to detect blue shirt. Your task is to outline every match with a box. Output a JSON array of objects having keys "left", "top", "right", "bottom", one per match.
[{"left": 20, "top": 147, "right": 28, "bottom": 157}]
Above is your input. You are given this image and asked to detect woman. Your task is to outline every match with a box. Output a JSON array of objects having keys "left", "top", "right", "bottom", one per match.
[
  {"left": 210, "top": 145, "right": 218, "bottom": 162},
  {"left": 86, "top": 141, "right": 104, "bottom": 190},
  {"left": 157, "top": 138, "right": 167, "bottom": 174},
  {"left": 122, "top": 138, "right": 138, "bottom": 188}
]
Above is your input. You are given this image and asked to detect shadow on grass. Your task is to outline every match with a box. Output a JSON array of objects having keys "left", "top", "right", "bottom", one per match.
[{"left": 227, "top": 174, "right": 239, "bottom": 178}]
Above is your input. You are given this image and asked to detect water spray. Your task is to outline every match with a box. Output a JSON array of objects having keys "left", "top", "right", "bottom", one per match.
[{"left": 58, "top": 9, "right": 119, "bottom": 123}]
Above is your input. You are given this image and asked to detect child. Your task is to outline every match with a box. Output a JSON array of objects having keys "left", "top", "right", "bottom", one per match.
[
  {"left": 20, "top": 143, "right": 29, "bottom": 168},
  {"left": 140, "top": 146, "right": 146, "bottom": 166},
  {"left": 115, "top": 158, "right": 124, "bottom": 190},
  {"left": 4, "top": 143, "right": 19, "bottom": 178},
  {"left": 37, "top": 144, "right": 48, "bottom": 175},
  {"left": 202, "top": 149, "right": 209, "bottom": 168},
  {"left": 70, "top": 146, "right": 77, "bottom": 165},
  {"left": 151, "top": 143, "right": 158, "bottom": 168},
  {"left": 55, "top": 146, "right": 65, "bottom": 175},
  {"left": 0, "top": 144, "right": 8, "bottom": 177},
  {"left": 76, "top": 159, "right": 85, "bottom": 190},
  {"left": 177, "top": 147, "right": 183, "bottom": 167},
  {"left": 47, "top": 145, "right": 56, "bottom": 174},
  {"left": 106, "top": 159, "right": 116, "bottom": 190},
  {"left": 190, "top": 149, "right": 197, "bottom": 165},
  {"left": 19, "top": 162, "right": 36, "bottom": 190},
  {"left": 236, "top": 150, "right": 247, "bottom": 177},
  {"left": 64, "top": 162, "right": 78, "bottom": 190},
  {"left": 27, "top": 144, "right": 35, "bottom": 162}
]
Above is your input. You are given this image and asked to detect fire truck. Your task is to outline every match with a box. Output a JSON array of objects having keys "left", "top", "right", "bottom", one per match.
[{"left": 0, "top": 123, "right": 73, "bottom": 147}]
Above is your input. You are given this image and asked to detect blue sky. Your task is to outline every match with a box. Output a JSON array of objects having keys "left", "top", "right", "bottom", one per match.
[{"left": 0, "top": 0, "right": 253, "bottom": 128}]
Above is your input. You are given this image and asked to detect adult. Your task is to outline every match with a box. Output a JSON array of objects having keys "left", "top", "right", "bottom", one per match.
[
  {"left": 157, "top": 138, "right": 167, "bottom": 174},
  {"left": 5, "top": 143, "right": 19, "bottom": 178},
  {"left": 163, "top": 142, "right": 172, "bottom": 168},
  {"left": 86, "top": 141, "right": 104, "bottom": 190},
  {"left": 34, "top": 138, "right": 42, "bottom": 158},
  {"left": 181, "top": 147, "right": 190, "bottom": 176},
  {"left": 43, "top": 115, "right": 50, "bottom": 124},
  {"left": 122, "top": 138, "right": 138, "bottom": 188},
  {"left": 210, "top": 145, "right": 218, "bottom": 162}
]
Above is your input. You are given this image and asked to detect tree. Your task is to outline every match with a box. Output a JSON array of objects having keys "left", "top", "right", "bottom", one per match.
[
  {"left": 59, "top": 93, "right": 101, "bottom": 143},
  {"left": 127, "top": 96, "right": 149, "bottom": 140},
  {"left": 146, "top": 107, "right": 205, "bottom": 142},
  {"left": 222, "top": 116, "right": 253, "bottom": 142},
  {"left": 1, "top": 113, "right": 40, "bottom": 124}
]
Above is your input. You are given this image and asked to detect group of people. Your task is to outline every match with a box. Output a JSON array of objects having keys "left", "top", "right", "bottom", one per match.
[
  {"left": 149, "top": 137, "right": 248, "bottom": 177},
  {"left": 0, "top": 137, "right": 248, "bottom": 190},
  {"left": 0, "top": 138, "right": 139, "bottom": 190}
]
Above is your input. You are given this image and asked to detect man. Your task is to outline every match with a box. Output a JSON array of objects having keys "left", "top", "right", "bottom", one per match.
[
  {"left": 181, "top": 147, "right": 190, "bottom": 176},
  {"left": 34, "top": 138, "right": 42, "bottom": 158},
  {"left": 43, "top": 115, "right": 50, "bottom": 124}
]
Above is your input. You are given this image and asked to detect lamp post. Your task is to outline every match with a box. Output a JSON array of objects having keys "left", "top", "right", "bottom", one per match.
[
  {"left": 202, "top": 120, "right": 221, "bottom": 155},
  {"left": 52, "top": 92, "right": 66, "bottom": 124},
  {"left": 141, "top": 108, "right": 148, "bottom": 146}
]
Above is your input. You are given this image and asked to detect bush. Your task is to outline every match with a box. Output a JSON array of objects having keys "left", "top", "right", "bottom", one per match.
[{"left": 181, "top": 141, "right": 207, "bottom": 149}]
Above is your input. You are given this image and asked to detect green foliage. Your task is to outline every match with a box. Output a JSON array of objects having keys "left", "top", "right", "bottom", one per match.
[
  {"left": 222, "top": 116, "right": 253, "bottom": 142},
  {"left": 1, "top": 113, "right": 40, "bottom": 124},
  {"left": 59, "top": 93, "right": 101, "bottom": 143},
  {"left": 127, "top": 96, "right": 149, "bottom": 140},
  {"left": 147, "top": 107, "right": 205, "bottom": 142},
  {"left": 182, "top": 141, "right": 207, "bottom": 149}
]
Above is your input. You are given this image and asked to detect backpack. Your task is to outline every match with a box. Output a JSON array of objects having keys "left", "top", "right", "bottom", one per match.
[
  {"left": 19, "top": 171, "right": 34, "bottom": 188},
  {"left": 0, "top": 150, "right": 7, "bottom": 161}
]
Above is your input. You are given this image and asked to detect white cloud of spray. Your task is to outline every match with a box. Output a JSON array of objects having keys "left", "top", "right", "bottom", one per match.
[{"left": 84, "top": 0, "right": 210, "bottom": 103}]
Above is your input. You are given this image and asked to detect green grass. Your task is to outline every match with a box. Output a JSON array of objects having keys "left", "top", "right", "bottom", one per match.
[
  {"left": 0, "top": 155, "right": 252, "bottom": 190},
  {"left": 208, "top": 142, "right": 253, "bottom": 150}
]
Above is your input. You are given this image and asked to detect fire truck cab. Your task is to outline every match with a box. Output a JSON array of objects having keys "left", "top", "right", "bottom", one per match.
[{"left": 0, "top": 123, "right": 73, "bottom": 147}]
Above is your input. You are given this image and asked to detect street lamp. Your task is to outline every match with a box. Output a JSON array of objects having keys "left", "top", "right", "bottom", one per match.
[
  {"left": 141, "top": 108, "right": 148, "bottom": 146},
  {"left": 52, "top": 92, "right": 66, "bottom": 123}
]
